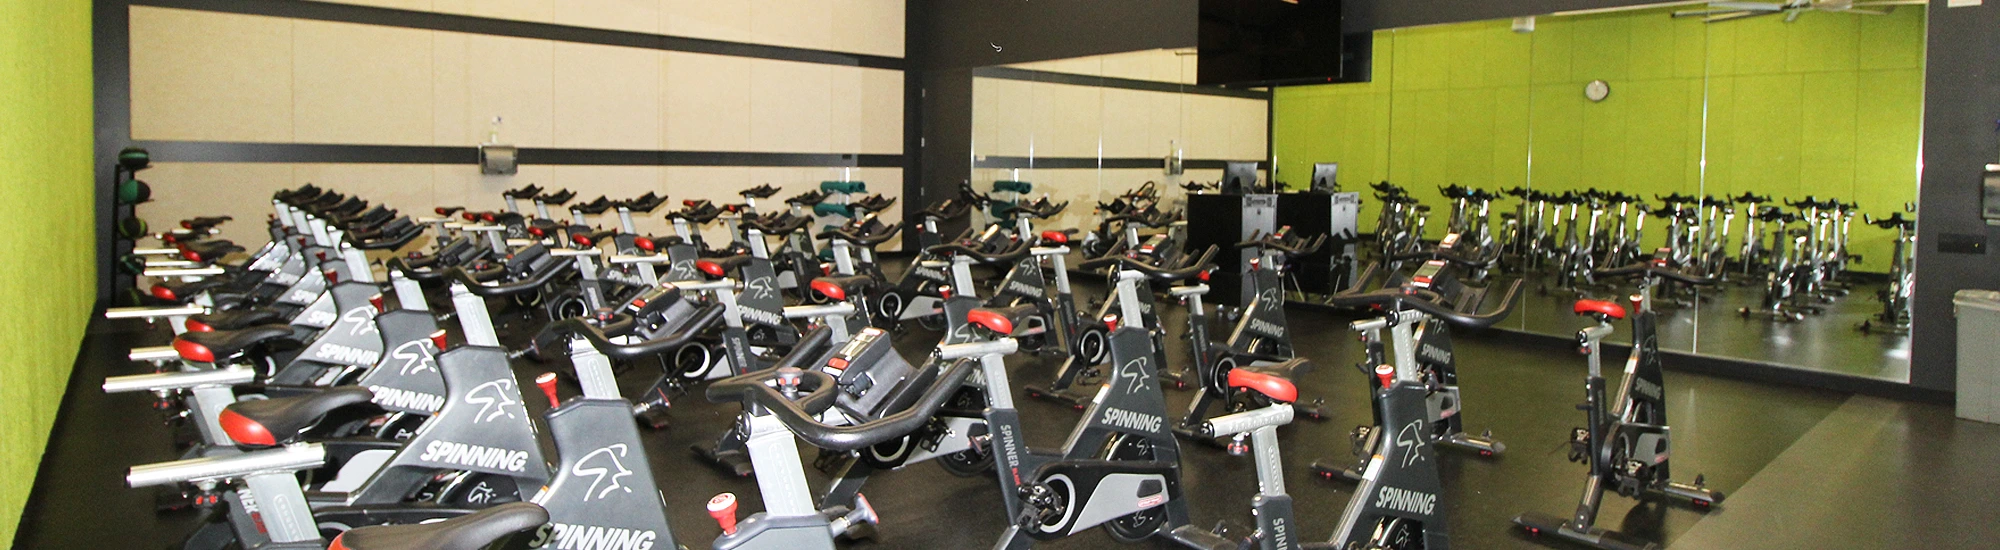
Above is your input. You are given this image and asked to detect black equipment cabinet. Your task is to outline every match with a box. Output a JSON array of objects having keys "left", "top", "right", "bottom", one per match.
[
  {"left": 1276, "top": 191, "right": 1361, "bottom": 296},
  {"left": 1185, "top": 193, "right": 1276, "bottom": 306}
]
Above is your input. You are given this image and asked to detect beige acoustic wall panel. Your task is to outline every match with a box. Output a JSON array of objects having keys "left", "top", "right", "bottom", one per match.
[
  {"left": 662, "top": 0, "right": 756, "bottom": 45},
  {"left": 293, "top": 19, "right": 435, "bottom": 145},
  {"left": 459, "top": 34, "right": 556, "bottom": 146},
  {"left": 1182, "top": 94, "right": 1268, "bottom": 161},
  {"left": 749, "top": 60, "right": 835, "bottom": 154},
  {"left": 974, "top": 77, "right": 1037, "bottom": 158},
  {"left": 316, "top": 0, "right": 436, "bottom": 10},
  {"left": 552, "top": 42, "right": 664, "bottom": 150},
  {"left": 133, "top": 6, "right": 900, "bottom": 153},
  {"left": 830, "top": 0, "right": 906, "bottom": 58},
  {"left": 433, "top": 0, "right": 555, "bottom": 24},
  {"left": 130, "top": 7, "right": 295, "bottom": 142},
  {"left": 860, "top": 69, "right": 905, "bottom": 155},
  {"left": 752, "top": 0, "right": 834, "bottom": 57},
  {"left": 431, "top": 31, "right": 471, "bottom": 144},
  {"left": 555, "top": 0, "right": 663, "bottom": 35},
  {"left": 663, "top": 52, "right": 753, "bottom": 152},
  {"left": 1099, "top": 86, "right": 1180, "bottom": 159},
  {"left": 1029, "top": 82, "right": 1104, "bottom": 159},
  {"left": 320, "top": 0, "right": 904, "bottom": 57},
  {"left": 140, "top": 163, "right": 297, "bottom": 246}
]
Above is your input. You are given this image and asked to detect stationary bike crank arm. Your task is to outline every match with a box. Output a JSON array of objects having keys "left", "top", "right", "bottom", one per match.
[
  {"left": 1021, "top": 384, "right": 1094, "bottom": 410},
  {"left": 1660, "top": 479, "right": 1726, "bottom": 507},
  {"left": 1440, "top": 431, "right": 1506, "bottom": 456},
  {"left": 1513, "top": 512, "right": 1661, "bottom": 550},
  {"left": 1307, "top": 458, "right": 1365, "bottom": 483}
]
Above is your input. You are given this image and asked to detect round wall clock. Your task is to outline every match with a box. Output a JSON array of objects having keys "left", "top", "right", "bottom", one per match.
[{"left": 1585, "top": 80, "right": 1611, "bottom": 102}]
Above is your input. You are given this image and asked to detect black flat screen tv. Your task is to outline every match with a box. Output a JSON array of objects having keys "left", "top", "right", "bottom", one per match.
[{"left": 1198, "top": 0, "right": 1349, "bottom": 87}]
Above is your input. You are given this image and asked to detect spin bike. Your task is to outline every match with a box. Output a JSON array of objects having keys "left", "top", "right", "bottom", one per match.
[
  {"left": 1307, "top": 257, "right": 1521, "bottom": 549},
  {"left": 949, "top": 244, "right": 1223, "bottom": 548},
  {"left": 1311, "top": 239, "right": 1517, "bottom": 482},
  {"left": 1514, "top": 256, "right": 1726, "bottom": 550},
  {"left": 1859, "top": 209, "right": 1915, "bottom": 334},
  {"left": 1171, "top": 227, "right": 1330, "bottom": 443}
]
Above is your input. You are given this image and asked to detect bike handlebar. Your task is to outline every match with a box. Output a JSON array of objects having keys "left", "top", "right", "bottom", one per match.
[
  {"left": 705, "top": 328, "right": 982, "bottom": 452},
  {"left": 739, "top": 184, "right": 782, "bottom": 199},
  {"left": 742, "top": 213, "right": 810, "bottom": 235},
  {"left": 1593, "top": 261, "right": 1716, "bottom": 285},
  {"left": 446, "top": 260, "right": 574, "bottom": 297},
  {"left": 1331, "top": 277, "right": 1523, "bottom": 330},
  {"left": 1389, "top": 244, "right": 1498, "bottom": 269},
  {"left": 1235, "top": 230, "right": 1327, "bottom": 256},
  {"left": 924, "top": 238, "right": 1033, "bottom": 265},
  {"left": 1079, "top": 244, "right": 1217, "bottom": 282},
  {"left": 540, "top": 304, "right": 725, "bottom": 362},
  {"left": 818, "top": 224, "right": 902, "bottom": 246}
]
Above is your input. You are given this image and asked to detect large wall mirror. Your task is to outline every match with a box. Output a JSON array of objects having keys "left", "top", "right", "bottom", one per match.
[
  {"left": 1272, "top": 4, "right": 1925, "bottom": 383},
  {"left": 969, "top": 49, "right": 1271, "bottom": 237}
]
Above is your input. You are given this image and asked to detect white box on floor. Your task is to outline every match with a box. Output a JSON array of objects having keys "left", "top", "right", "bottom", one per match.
[{"left": 1953, "top": 289, "right": 2000, "bottom": 424}]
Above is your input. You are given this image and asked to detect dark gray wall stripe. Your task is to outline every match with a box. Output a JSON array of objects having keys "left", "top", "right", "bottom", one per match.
[
  {"left": 131, "top": 0, "right": 904, "bottom": 70},
  {"left": 971, "top": 66, "right": 1270, "bottom": 100},
  {"left": 129, "top": 141, "right": 901, "bottom": 168},
  {"left": 94, "top": 0, "right": 132, "bottom": 305},
  {"left": 131, "top": 142, "right": 475, "bottom": 164},
  {"left": 974, "top": 156, "right": 1264, "bottom": 170},
  {"left": 516, "top": 149, "right": 900, "bottom": 168}
]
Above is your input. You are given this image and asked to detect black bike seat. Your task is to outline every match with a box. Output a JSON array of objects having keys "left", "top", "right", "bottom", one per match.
[
  {"left": 809, "top": 275, "right": 876, "bottom": 301},
  {"left": 220, "top": 386, "right": 374, "bottom": 446},
  {"left": 187, "top": 308, "right": 285, "bottom": 332},
  {"left": 330, "top": 502, "right": 549, "bottom": 550},
  {"left": 967, "top": 304, "right": 1038, "bottom": 336},
  {"left": 175, "top": 324, "right": 295, "bottom": 362}
]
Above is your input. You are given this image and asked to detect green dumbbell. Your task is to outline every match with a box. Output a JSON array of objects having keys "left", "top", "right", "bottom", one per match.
[
  {"left": 992, "top": 180, "right": 1033, "bottom": 194},
  {"left": 819, "top": 180, "right": 867, "bottom": 194}
]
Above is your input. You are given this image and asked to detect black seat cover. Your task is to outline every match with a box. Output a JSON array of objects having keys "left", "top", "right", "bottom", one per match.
[
  {"left": 697, "top": 254, "right": 755, "bottom": 277},
  {"left": 178, "top": 324, "right": 295, "bottom": 359},
  {"left": 1238, "top": 357, "right": 1314, "bottom": 381},
  {"left": 206, "top": 290, "right": 253, "bottom": 309},
  {"left": 154, "top": 278, "right": 229, "bottom": 301},
  {"left": 221, "top": 386, "right": 375, "bottom": 446},
  {"left": 189, "top": 308, "right": 284, "bottom": 331},
  {"left": 182, "top": 239, "right": 245, "bottom": 260}
]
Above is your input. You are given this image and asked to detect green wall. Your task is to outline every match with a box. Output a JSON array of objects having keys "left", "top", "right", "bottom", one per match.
[
  {"left": 1273, "top": 6, "right": 1924, "bottom": 270},
  {"left": 0, "top": 1, "right": 95, "bottom": 545}
]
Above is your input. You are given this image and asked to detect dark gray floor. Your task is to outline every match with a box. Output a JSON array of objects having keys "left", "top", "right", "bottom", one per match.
[
  {"left": 16, "top": 280, "right": 1993, "bottom": 549},
  {"left": 1506, "top": 276, "right": 1911, "bottom": 382}
]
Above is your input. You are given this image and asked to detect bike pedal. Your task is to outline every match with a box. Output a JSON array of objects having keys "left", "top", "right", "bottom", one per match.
[{"left": 633, "top": 405, "right": 673, "bottom": 430}]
